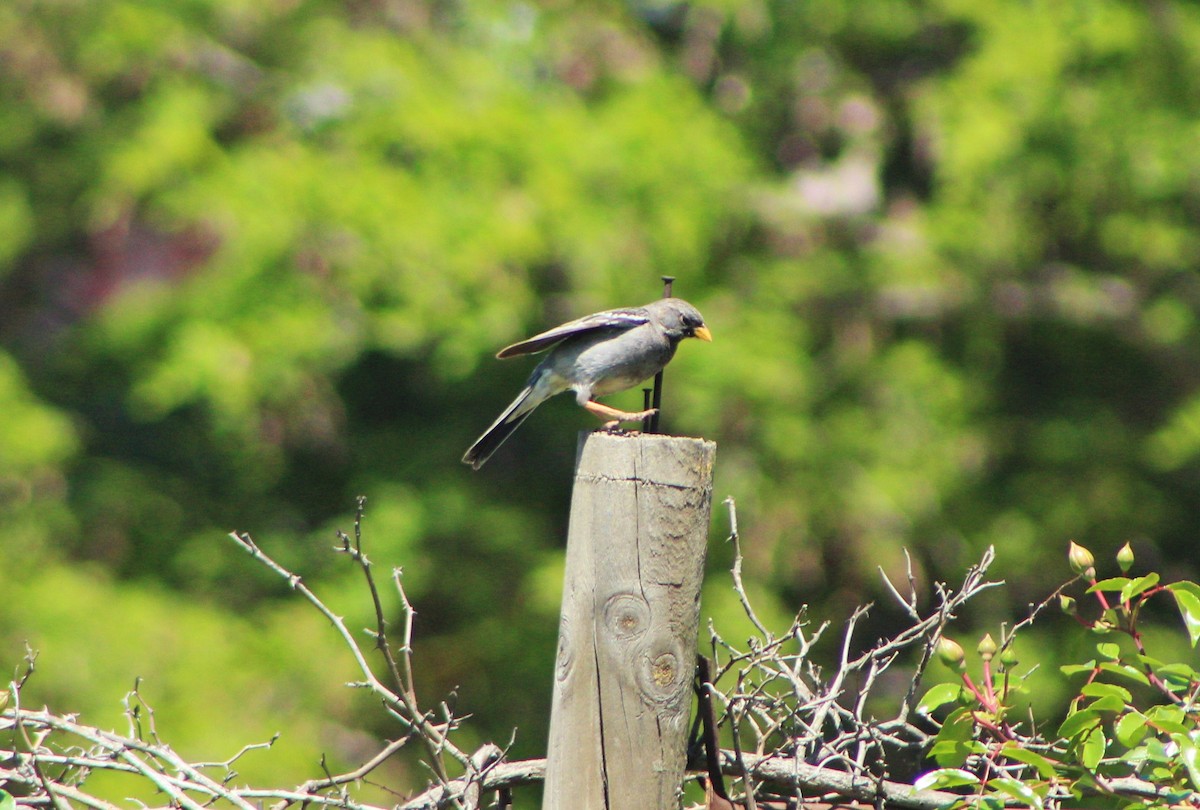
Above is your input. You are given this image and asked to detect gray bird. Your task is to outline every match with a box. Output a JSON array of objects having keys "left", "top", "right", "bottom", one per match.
[{"left": 462, "top": 297, "right": 712, "bottom": 469}]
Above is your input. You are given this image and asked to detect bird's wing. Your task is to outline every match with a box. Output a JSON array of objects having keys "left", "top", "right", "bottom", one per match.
[{"left": 496, "top": 307, "right": 650, "bottom": 359}]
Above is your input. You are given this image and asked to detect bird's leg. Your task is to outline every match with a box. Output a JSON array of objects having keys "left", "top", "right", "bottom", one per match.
[{"left": 584, "top": 400, "right": 658, "bottom": 431}]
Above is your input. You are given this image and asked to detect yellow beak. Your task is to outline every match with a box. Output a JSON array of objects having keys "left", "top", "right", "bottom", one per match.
[{"left": 693, "top": 325, "right": 713, "bottom": 342}]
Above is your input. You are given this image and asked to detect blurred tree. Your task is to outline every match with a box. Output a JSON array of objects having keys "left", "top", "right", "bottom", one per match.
[{"left": 3, "top": 0, "right": 1200, "bottom": 793}]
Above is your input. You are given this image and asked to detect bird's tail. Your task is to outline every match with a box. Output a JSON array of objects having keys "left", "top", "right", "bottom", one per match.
[{"left": 462, "top": 384, "right": 545, "bottom": 469}]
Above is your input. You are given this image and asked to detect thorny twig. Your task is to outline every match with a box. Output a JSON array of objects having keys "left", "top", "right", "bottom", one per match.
[
  {"left": 0, "top": 502, "right": 490, "bottom": 810},
  {"left": 227, "top": 524, "right": 470, "bottom": 791},
  {"left": 708, "top": 498, "right": 1002, "bottom": 808},
  {"left": 333, "top": 496, "right": 458, "bottom": 790}
]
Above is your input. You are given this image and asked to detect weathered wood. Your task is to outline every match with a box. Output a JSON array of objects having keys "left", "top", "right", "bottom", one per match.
[{"left": 542, "top": 431, "right": 716, "bottom": 810}]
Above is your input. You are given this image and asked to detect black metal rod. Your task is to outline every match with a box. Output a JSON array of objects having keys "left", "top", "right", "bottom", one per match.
[
  {"left": 694, "top": 656, "right": 731, "bottom": 802},
  {"left": 648, "top": 276, "right": 675, "bottom": 433}
]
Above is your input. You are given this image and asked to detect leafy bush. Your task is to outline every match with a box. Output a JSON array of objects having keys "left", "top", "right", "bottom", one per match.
[{"left": 918, "top": 540, "right": 1200, "bottom": 808}]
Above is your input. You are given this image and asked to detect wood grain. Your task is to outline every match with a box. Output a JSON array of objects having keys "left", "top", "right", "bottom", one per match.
[{"left": 543, "top": 431, "right": 716, "bottom": 810}]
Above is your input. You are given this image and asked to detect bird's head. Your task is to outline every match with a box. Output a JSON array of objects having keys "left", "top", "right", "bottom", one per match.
[{"left": 652, "top": 297, "right": 713, "bottom": 343}]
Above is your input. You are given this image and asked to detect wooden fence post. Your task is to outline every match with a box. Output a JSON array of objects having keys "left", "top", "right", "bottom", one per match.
[{"left": 542, "top": 430, "right": 716, "bottom": 810}]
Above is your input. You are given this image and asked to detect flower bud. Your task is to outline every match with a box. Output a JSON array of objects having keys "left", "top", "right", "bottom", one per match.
[
  {"left": 1059, "top": 595, "right": 1077, "bottom": 615},
  {"left": 937, "top": 636, "right": 966, "bottom": 670},
  {"left": 1116, "top": 542, "right": 1134, "bottom": 573},
  {"left": 977, "top": 633, "right": 997, "bottom": 662},
  {"left": 1068, "top": 541, "right": 1095, "bottom": 577},
  {"left": 999, "top": 646, "right": 1019, "bottom": 669}
]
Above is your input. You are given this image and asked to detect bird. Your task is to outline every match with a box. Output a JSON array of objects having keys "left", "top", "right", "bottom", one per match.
[{"left": 462, "top": 297, "right": 712, "bottom": 469}]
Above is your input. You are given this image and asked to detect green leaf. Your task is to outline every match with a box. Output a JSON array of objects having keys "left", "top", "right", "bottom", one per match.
[
  {"left": 1134, "top": 652, "right": 1165, "bottom": 669},
  {"left": 1089, "top": 576, "right": 1130, "bottom": 593},
  {"left": 1148, "top": 764, "right": 1176, "bottom": 782},
  {"left": 917, "top": 682, "right": 965, "bottom": 715},
  {"left": 914, "top": 768, "right": 981, "bottom": 790},
  {"left": 1095, "top": 642, "right": 1122, "bottom": 660},
  {"left": 1097, "top": 661, "right": 1151, "bottom": 686},
  {"left": 929, "top": 740, "right": 984, "bottom": 769},
  {"left": 1172, "top": 734, "right": 1200, "bottom": 791},
  {"left": 1155, "top": 662, "right": 1200, "bottom": 690},
  {"left": 1170, "top": 585, "right": 1200, "bottom": 647},
  {"left": 1169, "top": 581, "right": 1200, "bottom": 599},
  {"left": 930, "top": 707, "right": 978, "bottom": 768},
  {"left": 987, "top": 776, "right": 1045, "bottom": 809},
  {"left": 1139, "top": 737, "right": 1172, "bottom": 765},
  {"left": 999, "top": 743, "right": 1060, "bottom": 779},
  {"left": 0, "top": 790, "right": 14, "bottom": 810},
  {"left": 1058, "top": 708, "right": 1100, "bottom": 739},
  {"left": 1084, "top": 694, "right": 1127, "bottom": 713},
  {"left": 1143, "top": 717, "right": 1187, "bottom": 737},
  {"left": 1060, "top": 660, "right": 1098, "bottom": 677},
  {"left": 1124, "top": 742, "right": 1150, "bottom": 769},
  {"left": 1145, "top": 704, "right": 1187, "bottom": 732},
  {"left": 1079, "top": 682, "right": 1133, "bottom": 703},
  {"left": 1115, "top": 711, "right": 1148, "bottom": 748},
  {"left": 1079, "top": 726, "right": 1107, "bottom": 770},
  {"left": 1120, "top": 572, "right": 1159, "bottom": 604}
]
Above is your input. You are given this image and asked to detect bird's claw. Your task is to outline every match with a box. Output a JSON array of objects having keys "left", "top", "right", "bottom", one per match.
[
  {"left": 600, "top": 424, "right": 638, "bottom": 436},
  {"left": 598, "top": 407, "right": 658, "bottom": 435}
]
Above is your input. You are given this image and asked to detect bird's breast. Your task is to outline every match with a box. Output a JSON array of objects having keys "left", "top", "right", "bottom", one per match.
[{"left": 567, "top": 327, "right": 675, "bottom": 396}]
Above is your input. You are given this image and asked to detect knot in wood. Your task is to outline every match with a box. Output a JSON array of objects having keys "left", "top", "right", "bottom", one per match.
[
  {"left": 554, "top": 619, "right": 574, "bottom": 682},
  {"left": 650, "top": 652, "right": 677, "bottom": 687},
  {"left": 635, "top": 643, "right": 688, "bottom": 706},
  {"left": 602, "top": 592, "right": 651, "bottom": 640}
]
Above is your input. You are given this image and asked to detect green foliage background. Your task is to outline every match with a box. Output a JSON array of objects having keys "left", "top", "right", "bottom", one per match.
[{"left": 3, "top": 0, "right": 1200, "bottom": 793}]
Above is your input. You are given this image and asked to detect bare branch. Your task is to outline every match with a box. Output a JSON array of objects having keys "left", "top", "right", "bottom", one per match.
[{"left": 226, "top": 528, "right": 469, "bottom": 780}]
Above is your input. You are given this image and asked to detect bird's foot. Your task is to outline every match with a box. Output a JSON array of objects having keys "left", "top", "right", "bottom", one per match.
[
  {"left": 600, "top": 420, "right": 647, "bottom": 435},
  {"left": 600, "top": 423, "right": 654, "bottom": 437},
  {"left": 585, "top": 401, "right": 657, "bottom": 425}
]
